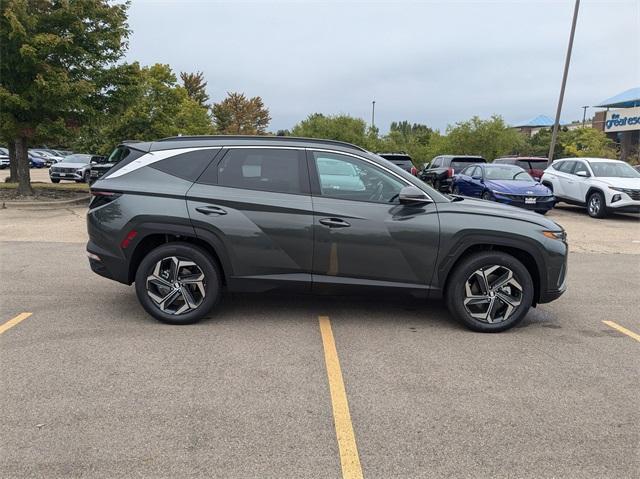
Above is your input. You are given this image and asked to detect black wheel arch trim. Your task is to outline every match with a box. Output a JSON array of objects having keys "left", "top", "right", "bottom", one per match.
[
  {"left": 433, "top": 230, "right": 547, "bottom": 302},
  {"left": 121, "top": 217, "right": 234, "bottom": 284}
]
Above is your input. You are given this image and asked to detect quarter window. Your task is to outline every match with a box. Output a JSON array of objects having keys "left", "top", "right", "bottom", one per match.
[
  {"left": 312, "top": 152, "right": 405, "bottom": 203},
  {"left": 212, "top": 148, "right": 307, "bottom": 194}
]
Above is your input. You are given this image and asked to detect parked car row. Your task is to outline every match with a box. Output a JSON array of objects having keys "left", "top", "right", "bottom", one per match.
[{"left": 415, "top": 153, "right": 639, "bottom": 219}]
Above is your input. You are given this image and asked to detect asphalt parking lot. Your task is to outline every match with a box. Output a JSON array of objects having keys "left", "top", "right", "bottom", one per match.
[{"left": 1, "top": 205, "right": 639, "bottom": 478}]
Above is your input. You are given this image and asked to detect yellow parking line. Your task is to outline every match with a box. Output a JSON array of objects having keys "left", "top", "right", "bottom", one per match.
[
  {"left": 0, "top": 312, "right": 32, "bottom": 335},
  {"left": 602, "top": 320, "right": 640, "bottom": 343},
  {"left": 318, "top": 315, "right": 363, "bottom": 479}
]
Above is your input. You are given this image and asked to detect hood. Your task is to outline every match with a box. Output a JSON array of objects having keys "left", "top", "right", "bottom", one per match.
[
  {"left": 447, "top": 197, "right": 561, "bottom": 229},
  {"left": 592, "top": 177, "right": 640, "bottom": 189},
  {"left": 53, "top": 161, "right": 90, "bottom": 168},
  {"left": 484, "top": 179, "right": 551, "bottom": 196}
]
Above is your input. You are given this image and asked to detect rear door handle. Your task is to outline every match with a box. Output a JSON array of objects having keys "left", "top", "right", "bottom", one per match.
[
  {"left": 195, "top": 205, "right": 227, "bottom": 216},
  {"left": 319, "top": 218, "right": 351, "bottom": 228}
]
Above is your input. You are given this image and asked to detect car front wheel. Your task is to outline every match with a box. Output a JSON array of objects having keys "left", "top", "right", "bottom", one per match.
[
  {"left": 482, "top": 191, "right": 493, "bottom": 201},
  {"left": 134, "top": 242, "right": 222, "bottom": 325},
  {"left": 445, "top": 251, "right": 534, "bottom": 332},
  {"left": 587, "top": 191, "right": 607, "bottom": 218}
]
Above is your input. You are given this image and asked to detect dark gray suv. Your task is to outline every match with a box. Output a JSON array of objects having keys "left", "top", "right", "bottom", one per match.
[{"left": 87, "top": 136, "right": 567, "bottom": 332}]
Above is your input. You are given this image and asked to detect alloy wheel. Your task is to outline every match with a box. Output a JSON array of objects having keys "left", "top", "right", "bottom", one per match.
[
  {"left": 146, "top": 256, "right": 206, "bottom": 315},
  {"left": 463, "top": 265, "right": 523, "bottom": 323},
  {"left": 588, "top": 195, "right": 601, "bottom": 216}
]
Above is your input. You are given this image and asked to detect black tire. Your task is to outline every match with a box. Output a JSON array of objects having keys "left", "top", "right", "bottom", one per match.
[
  {"left": 434, "top": 179, "right": 441, "bottom": 191},
  {"left": 51, "top": 179, "right": 60, "bottom": 183},
  {"left": 445, "top": 251, "right": 534, "bottom": 333},
  {"left": 83, "top": 170, "right": 91, "bottom": 183},
  {"left": 587, "top": 191, "right": 607, "bottom": 218},
  {"left": 452, "top": 185, "right": 460, "bottom": 195},
  {"left": 542, "top": 182, "right": 553, "bottom": 193},
  {"left": 134, "top": 242, "right": 222, "bottom": 325},
  {"left": 482, "top": 190, "right": 493, "bottom": 201}
]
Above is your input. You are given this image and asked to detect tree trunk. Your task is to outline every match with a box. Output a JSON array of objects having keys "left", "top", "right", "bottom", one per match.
[
  {"left": 7, "top": 140, "right": 18, "bottom": 183},
  {"left": 15, "top": 136, "right": 33, "bottom": 196}
]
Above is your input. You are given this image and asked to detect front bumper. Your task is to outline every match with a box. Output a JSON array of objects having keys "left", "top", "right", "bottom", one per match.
[
  {"left": 50, "top": 170, "right": 83, "bottom": 181},
  {"left": 494, "top": 194, "right": 556, "bottom": 212},
  {"left": 607, "top": 196, "right": 640, "bottom": 214}
]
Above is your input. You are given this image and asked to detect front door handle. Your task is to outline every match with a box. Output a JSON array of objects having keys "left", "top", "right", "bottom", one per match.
[
  {"left": 319, "top": 218, "right": 351, "bottom": 228},
  {"left": 195, "top": 205, "right": 227, "bottom": 216}
]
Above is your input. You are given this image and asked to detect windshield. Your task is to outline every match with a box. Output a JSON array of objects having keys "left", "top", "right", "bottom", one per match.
[
  {"left": 589, "top": 161, "right": 640, "bottom": 178},
  {"left": 63, "top": 154, "right": 91, "bottom": 164},
  {"left": 485, "top": 165, "right": 533, "bottom": 181}
]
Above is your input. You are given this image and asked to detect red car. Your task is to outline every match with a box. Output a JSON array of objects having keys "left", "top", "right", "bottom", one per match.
[{"left": 493, "top": 157, "right": 549, "bottom": 182}]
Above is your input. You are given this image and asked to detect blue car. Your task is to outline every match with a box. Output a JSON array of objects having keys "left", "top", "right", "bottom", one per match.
[
  {"left": 452, "top": 163, "right": 555, "bottom": 214},
  {"left": 28, "top": 153, "right": 47, "bottom": 168}
]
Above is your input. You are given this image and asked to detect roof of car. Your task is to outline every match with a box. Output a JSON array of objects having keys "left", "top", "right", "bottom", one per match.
[
  {"left": 555, "top": 157, "right": 621, "bottom": 163},
  {"left": 495, "top": 156, "right": 547, "bottom": 161},
  {"left": 131, "top": 135, "right": 368, "bottom": 153}
]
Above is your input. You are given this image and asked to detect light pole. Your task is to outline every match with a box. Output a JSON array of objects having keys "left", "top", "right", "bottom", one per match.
[
  {"left": 581, "top": 105, "right": 589, "bottom": 127},
  {"left": 371, "top": 100, "right": 376, "bottom": 130},
  {"left": 548, "top": 0, "right": 580, "bottom": 166}
]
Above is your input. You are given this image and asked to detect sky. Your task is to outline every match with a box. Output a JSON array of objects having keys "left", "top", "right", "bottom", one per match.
[{"left": 125, "top": 0, "right": 640, "bottom": 133}]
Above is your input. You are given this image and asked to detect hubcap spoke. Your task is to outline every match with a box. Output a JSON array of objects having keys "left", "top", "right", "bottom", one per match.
[
  {"left": 463, "top": 264, "right": 524, "bottom": 324},
  {"left": 146, "top": 256, "right": 206, "bottom": 315}
]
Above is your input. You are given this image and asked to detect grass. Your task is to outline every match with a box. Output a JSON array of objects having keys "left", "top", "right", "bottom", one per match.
[{"left": 0, "top": 181, "right": 89, "bottom": 192}]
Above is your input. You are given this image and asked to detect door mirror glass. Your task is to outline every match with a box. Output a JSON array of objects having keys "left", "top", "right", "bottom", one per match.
[
  {"left": 575, "top": 169, "right": 589, "bottom": 177},
  {"left": 398, "top": 186, "right": 432, "bottom": 205}
]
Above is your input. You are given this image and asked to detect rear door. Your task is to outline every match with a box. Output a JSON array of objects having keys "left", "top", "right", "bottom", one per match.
[
  {"left": 308, "top": 150, "right": 440, "bottom": 295},
  {"left": 186, "top": 147, "right": 314, "bottom": 291}
]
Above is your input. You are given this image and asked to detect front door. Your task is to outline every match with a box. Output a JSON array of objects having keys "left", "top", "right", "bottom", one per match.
[
  {"left": 186, "top": 147, "right": 313, "bottom": 291},
  {"left": 308, "top": 150, "right": 440, "bottom": 296}
]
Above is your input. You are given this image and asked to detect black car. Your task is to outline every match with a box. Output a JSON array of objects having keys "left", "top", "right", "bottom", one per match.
[
  {"left": 419, "top": 155, "right": 486, "bottom": 192},
  {"left": 493, "top": 157, "right": 549, "bottom": 182},
  {"left": 377, "top": 152, "right": 417, "bottom": 176},
  {"left": 87, "top": 136, "right": 567, "bottom": 333}
]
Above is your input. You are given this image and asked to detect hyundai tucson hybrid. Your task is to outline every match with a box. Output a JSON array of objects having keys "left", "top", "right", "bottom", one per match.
[
  {"left": 87, "top": 136, "right": 567, "bottom": 332},
  {"left": 541, "top": 157, "right": 640, "bottom": 218}
]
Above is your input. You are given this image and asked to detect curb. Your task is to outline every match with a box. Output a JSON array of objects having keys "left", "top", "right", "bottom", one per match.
[{"left": 1, "top": 195, "right": 90, "bottom": 209}]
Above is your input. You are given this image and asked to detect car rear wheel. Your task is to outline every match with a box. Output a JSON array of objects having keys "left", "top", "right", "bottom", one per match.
[
  {"left": 134, "top": 242, "right": 222, "bottom": 325},
  {"left": 445, "top": 251, "right": 534, "bottom": 332},
  {"left": 587, "top": 191, "right": 607, "bottom": 218},
  {"left": 51, "top": 179, "right": 60, "bottom": 183}
]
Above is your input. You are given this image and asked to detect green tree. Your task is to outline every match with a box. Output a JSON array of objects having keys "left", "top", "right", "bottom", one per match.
[
  {"left": 74, "top": 63, "right": 213, "bottom": 154},
  {"left": 0, "top": 0, "right": 130, "bottom": 194},
  {"left": 291, "top": 113, "right": 368, "bottom": 146},
  {"left": 561, "top": 127, "right": 617, "bottom": 158},
  {"left": 443, "top": 115, "right": 525, "bottom": 161},
  {"left": 212, "top": 92, "right": 271, "bottom": 134},
  {"left": 180, "top": 71, "right": 209, "bottom": 106}
]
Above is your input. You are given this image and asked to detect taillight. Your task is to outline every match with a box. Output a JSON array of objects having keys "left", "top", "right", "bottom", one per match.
[
  {"left": 89, "top": 190, "right": 121, "bottom": 209},
  {"left": 447, "top": 167, "right": 454, "bottom": 177},
  {"left": 411, "top": 166, "right": 417, "bottom": 176}
]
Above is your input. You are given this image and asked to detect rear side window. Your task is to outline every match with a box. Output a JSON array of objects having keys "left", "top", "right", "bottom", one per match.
[
  {"left": 209, "top": 148, "right": 308, "bottom": 194},
  {"left": 100, "top": 146, "right": 145, "bottom": 176},
  {"left": 516, "top": 160, "right": 531, "bottom": 169},
  {"left": 151, "top": 148, "right": 220, "bottom": 181},
  {"left": 528, "top": 160, "right": 548, "bottom": 169}
]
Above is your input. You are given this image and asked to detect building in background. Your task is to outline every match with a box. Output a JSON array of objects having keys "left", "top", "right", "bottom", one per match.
[
  {"left": 513, "top": 114, "right": 583, "bottom": 137},
  {"left": 592, "top": 87, "right": 640, "bottom": 162}
]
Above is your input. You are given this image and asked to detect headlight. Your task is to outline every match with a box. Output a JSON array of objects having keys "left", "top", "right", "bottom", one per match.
[
  {"left": 492, "top": 190, "right": 508, "bottom": 195},
  {"left": 543, "top": 230, "right": 566, "bottom": 241},
  {"left": 608, "top": 187, "right": 624, "bottom": 192},
  {"left": 76, "top": 168, "right": 84, "bottom": 174}
]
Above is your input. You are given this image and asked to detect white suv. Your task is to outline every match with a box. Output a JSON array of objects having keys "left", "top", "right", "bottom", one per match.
[{"left": 541, "top": 158, "right": 640, "bottom": 218}]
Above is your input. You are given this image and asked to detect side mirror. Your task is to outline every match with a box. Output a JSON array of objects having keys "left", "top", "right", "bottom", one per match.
[
  {"left": 398, "top": 186, "right": 432, "bottom": 205},
  {"left": 472, "top": 175, "right": 482, "bottom": 180},
  {"left": 575, "top": 170, "right": 589, "bottom": 177}
]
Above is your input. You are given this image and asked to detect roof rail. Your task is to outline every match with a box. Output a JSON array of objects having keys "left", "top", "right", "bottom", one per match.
[{"left": 155, "top": 135, "right": 368, "bottom": 152}]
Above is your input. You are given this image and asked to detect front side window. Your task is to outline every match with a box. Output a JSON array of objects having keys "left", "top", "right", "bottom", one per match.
[
  {"left": 312, "top": 152, "right": 405, "bottom": 203},
  {"left": 557, "top": 161, "right": 576, "bottom": 173},
  {"left": 215, "top": 148, "right": 307, "bottom": 194},
  {"left": 573, "top": 162, "right": 590, "bottom": 177}
]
